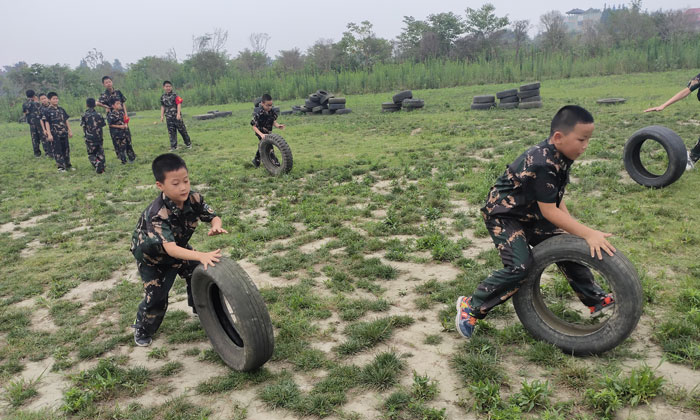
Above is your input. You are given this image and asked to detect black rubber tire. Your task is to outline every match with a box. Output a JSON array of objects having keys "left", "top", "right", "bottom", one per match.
[
  {"left": 473, "top": 95, "right": 496, "bottom": 104},
  {"left": 316, "top": 90, "right": 328, "bottom": 96},
  {"left": 335, "top": 108, "right": 352, "bottom": 115},
  {"left": 207, "top": 110, "right": 219, "bottom": 114},
  {"left": 596, "top": 98, "right": 626, "bottom": 105},
  {"left": 319, "top": 94, "right": 332, "bottom": 105},
  {"left": 512, "top": 235, "right": 642, "bottom": 356},
  {"left": 192, "top": 257, "right": 275, "bottom": 371},
  {"left": 520, "top": 82, "right": 541, "bottom": 91},
  {"left": 280, "top": 110, "right": 293, "bottom": 115},
  {"left": 521, "top": 95, "right": 542, "bottom": 103},
  {"left": 623, "top": 125, "right": 687, "bottom": 188},
  {"left": 402, "top": 99, "right": 425, "bottom": 108},
  {"left": 498, "top": 103, "right": 519, "bottom": 109},
  {"left": 329, "top": 103, "right": 345, "bottom": 110},
  {"left": 253, "top": 97, "right": 262, "bottom": 107},
  {"left": 213, "top": 111, "right": 232, "bottom": 118},
  {"left": 393, "top": 90, "right": 412, "bottom": 104},
  {"left": 308, "top": 93, "right": 321, "bottom": 102},
  {"left": 321, "top": 109, "right": 332, "bottom": 115},
  {"left": 304, "top": 100, "right": 318, "bottom": 108},
  {"left": 329, "top": 97, "right": 346, "bottom": 104},
  {"left": 382, "top": 102, "right": 401, "bottom": 109},
  {"left": 292, "top": 105, "right": 302, "bottom": 110},
  {"left": 312, "top": 105, "right": 324, "bottom": 113},
  {"left": 500, "top": 95, "right": 520, "bottom": 103},
  {"left": 299, "top": 106, "right": 310, "bottom": 113},
  {"left": 518, "top": 89, "right": 540, "bottom": 99},
  {"left": 497, "top": 89, "right": 518, "bottom": 99},
  {"left": 470, "top": 102, "right": 496, "bottom": 110},
  {"left": 259, "top": 133, "right": 293, "bottom": 175},
  {"left": 519, "top": 101, "right": 543, "bottom": 109},
  {"left": 193, "top": 114, "right": 216, "bottom": 120}
]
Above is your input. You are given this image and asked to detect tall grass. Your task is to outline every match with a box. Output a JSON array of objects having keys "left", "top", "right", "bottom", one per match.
[{"left": 3, "top": 35, "right": 700, "bottom": 122}]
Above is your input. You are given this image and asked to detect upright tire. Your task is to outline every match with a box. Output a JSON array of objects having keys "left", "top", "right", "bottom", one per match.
[
  {"left": 191, "top": 257, "right": 275, "bottom": 371},
  {"left": 259, "top": 133, "right": 293, "bottom": 175},
  {"left": 512, "top": 236, "right": 642, "bottom": 355},
  {"left": 623, "top": 125, "right": 687, "bottom": 188}
]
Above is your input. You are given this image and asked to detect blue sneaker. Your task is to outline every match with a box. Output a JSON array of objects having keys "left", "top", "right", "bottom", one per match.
[{"left": 455, "top": 296, "right": 478, "bottom": 338}]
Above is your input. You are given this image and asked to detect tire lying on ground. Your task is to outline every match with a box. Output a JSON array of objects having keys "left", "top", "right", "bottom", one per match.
[
  {"left": 519, "top": 101, "right": 543, "bottom": 109},
  {"left": 500, "top": 96, "right": 520, "bottom": 104},
  {"left": 392, "top": 90, "right": 412, "bottom": 104},
  {"left": 329, "top": 103, "right": 345, "bottom": 111},
  {"left": 213, "top": 111, "right": 232, "bottom": 118},
  {"left": 329, "top": 97, "right": 346, "bottom": 104},
  {"left": 512, "top": 235, "right": 642, "bottom": 355},
  {"left": 402, "top": 98, "right": 425, "bottom": 109},
  {"left": 597, "top": 98, "right": 626, "bottom": 105},
  {"left": 311, "top": 105, "right": 324, "bottom": 113},
  {"left": 193, "top": 114, "right": 216, "bottom": 120},
  {"left": 192, "top": 257, "right": 275, "bottom": 371},
  {"left": 335, "top": 108, "right": 352, "bottom": 115},
  {"left": 518, "top": 89, "right": 540, "bottom": 99},
  {"left": 498, "top": 102, "right": 519, "bottom": 109},
  {"left": 473, "top": 95, "right": 496, "bottom": 104},
  {"left": 623, "top": 125, "right": 687, "bottom": 188},
  {"left": 382, "top": 108, "right": 401, "bottom": 113},
  {"left": 259, "top": 133, "right": 293, "bottom": 175},
  {"left": 321, "top": 109, "right": 332, "bottom": 115},
  {"left": 520, "top": 81, "right": 541, "bottom": 91},
  {"left": 521, "top": 95, "right": 542, "bottom": 103},
  {"left": 382, "top": 102, "right": 401, "bottom": 110},
  {"left": 497, "top": 89, "right": 518, "bottom": 99},
  {"left": 470, "top": 102, "right": 496, "bottom": 110}
]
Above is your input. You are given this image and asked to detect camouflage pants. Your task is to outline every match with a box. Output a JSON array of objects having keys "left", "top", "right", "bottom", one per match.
[
  {"left": 85, "top": 138, "right": 105, "bottom": 173},
  {"left": 28, "top": 122, "right": 43, "bottom": 156},
  {"left": 469, "top": 215, "right": 608, "bottom": 318},
  {"left": 52, "top": 133, "right": 71, "bottom": 170},
  {"left": 41, "top": 129, "right": 54, "bottom": 158},
  {"left": 110, "top": 128, "right": 135, "bottom": 163},
  {"left": 166, "top": 117, "right": 191, "bottom": 149},
  {"left": 690, "top": 137, "right": 700, "bottom": 161},
  {"left": 133, "top": 258, "right": 198, "bottom": 336},
  {"left": 253, "top": 132, "right": 274, "bottom": 163}
]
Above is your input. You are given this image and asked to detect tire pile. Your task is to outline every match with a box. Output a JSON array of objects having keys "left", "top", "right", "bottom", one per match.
[
  {"left": 193, "top": 110, "right": 233, "bottom": 120},
  {"left": 275, "top": 90, "right": 352, "bottom": 115},
  {"left": 470, "top": 82, "right": 542, "bottom": 111},
  {"left": 518, "top": 82, "right": 542, "bottom": 109},
  {"left": 381, "top": 90, "right": 425, "bottom": 112},
  {"left": 471, "top": 95, "right": 496, "bottom": 110}
]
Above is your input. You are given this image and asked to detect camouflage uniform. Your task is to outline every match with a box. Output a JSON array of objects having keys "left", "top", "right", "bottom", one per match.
[
  {"left": 22, "top": 99, "right": 43, "bottom": 157},
  {"left": 469, "top": 139, "right": 608, "bottom": 318},
  {"left": 107, "top": 109, "right": 132, "bottom": 164},
  {"left": 39, "top": 104, "right": 54, "bottom": 157},
  {"left": 41, "top": 105, "right": 72, "bottom": 170},
  {"left": 250, "top": 106, "right": 278, "bottom": 165},
  {"left": 130, "top": 191, "right": 217, "bottom": 336},
  {"left": 161, "top": 91, "right": 191, "bottom": 149},
  {"left": 99, "top": 89, "right": 136, "bottom": 161},
  {"left": 686, "top": 73, "right": 700, "bottom": 161},
  {"left": 80, "top": 108, "right": 107, "bottom": 173}
]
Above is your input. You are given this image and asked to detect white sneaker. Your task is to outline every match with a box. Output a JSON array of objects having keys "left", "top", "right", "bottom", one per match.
[{"left": 686, "top": 150, "right": 695, "bottom": 171}]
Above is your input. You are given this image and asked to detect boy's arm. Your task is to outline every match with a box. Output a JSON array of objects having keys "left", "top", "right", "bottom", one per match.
[
  {"left": 538, "top": 201, "right": 615, "bottom": 260},
  {"left": 160, "top": 106, "right": 165, "bottom": 121},
  {"left": 176, "top": 103, "right": 182, "bottom": 119},
  {"left": 66, "top": 120, "right": 73, "bottom": 138},
  {"left": 207, "top": 216, "right": 228, "bottom": 236},
  {"left": 274, "top": 121, "right": 285, "bottom": 129},
  {"left": 644, "top": 87, "right": 692, "bottom": 112},
  {"left": 252, "top": 125, "right": 265, "bottom": 138},
  {"left": 162, "top": 242, "right": 222, "bottom": 270}
]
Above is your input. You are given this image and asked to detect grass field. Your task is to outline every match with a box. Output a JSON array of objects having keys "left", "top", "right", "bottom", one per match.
[{"left": 1, "top": 69, "right": 699, "bottom": 420}]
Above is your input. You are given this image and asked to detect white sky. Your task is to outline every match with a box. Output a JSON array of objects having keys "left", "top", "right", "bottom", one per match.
[{"left": 1, "top": 0, "right": 695, "bottom": 68}]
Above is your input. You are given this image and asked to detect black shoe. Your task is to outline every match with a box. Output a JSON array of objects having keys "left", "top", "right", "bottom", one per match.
[
  {"left": 133, "top": 328, "right": 152, "bottom": 347},
  {"left": 251, "top": 158, "right": 260, "bottom": 168},
  {"left": 170, "top": 147, "right": 177, "bottom": 151},
  {"left": 186, "top": 144, "right": 192, "bottom": 149},
  {"left": 34, "top": 154, "right": 42, "bottom": 158},
  {"left": 269, "top": 152, "right": 280, "bottom": 167}
]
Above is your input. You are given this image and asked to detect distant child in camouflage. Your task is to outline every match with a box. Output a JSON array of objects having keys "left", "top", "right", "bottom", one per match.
[
  {"left": 21, "top": 90, "right": 43, "bottom": 157},
  {"left": 38, "top": 93, "right": 53, "bottom": 158},
  {"left": 250, "top": 93, "right": 285, "bottom": 168},
  {"left": 98, "top": 75, "right": 136, "bottom": 162},
  {"left": 41, "top": 92, "right": 74, "bottom": 172},
  {"left": 130, "top": 153, "right": 228, "bottom": 346},
  {"left": 107, "top": 99, "right": 134, "bottom": 164},
  {"left": 160, "top": 81, "right": 191, "bottom": 150},
  {"left": 455, "top": 105, "right": 616, "bottom": 339},
  {"left": 80, "top": 98, "right": 107, "bottom": 174}
]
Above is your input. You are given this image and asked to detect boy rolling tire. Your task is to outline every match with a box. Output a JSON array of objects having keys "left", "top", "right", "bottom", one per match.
[
  {"left": 512, "top": 235, "right": 642, "bottom": 356},
  {"left": 192, "top": 257, "right": 274, "bottom": 372},
  {"left": 259, "top": 133, "right": 293, "bottom": 175},
  {"left": 623, "top": 125, "right": 687, "bottom": 188}
]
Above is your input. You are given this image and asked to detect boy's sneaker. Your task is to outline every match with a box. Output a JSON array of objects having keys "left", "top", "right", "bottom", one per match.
[
  {"left": 251, "top": 158, "right": 260, "bottom": 168},
  {"left": 686, "top": 150, "right": 695, "bottom": 171},
  {"left": 589, "top": 293, "right": 615, "bottom": 317},
  {"left": 133, "top": 327, "right": 152, "bottom": 347},
  {"left": 186, "top": 144, "right": 192, "bottom": 149},
  {"left": 58, "top": 168, "right": 66, "bottom": 173},
  {"left": 455, "top": 296, "right": 478, "bottom": 338},
  {"left": 170, "top": 147, "right": 177, "bottom": 151}
]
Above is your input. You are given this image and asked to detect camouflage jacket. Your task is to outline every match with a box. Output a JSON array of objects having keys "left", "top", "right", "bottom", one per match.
[
  {"left": 107, "top": 109, "right": 128, "bottom": 138},
  {"left": 80, "top": 108, "right": 106, "bottom": 141},
  {"left": 160, "top": 92, "right": 181, "bottom": 119},
  {"left": 98, "top": 89, "right": 127, "bottom": 109},
  {"left": 41, "top": 106, "right": 70, "bottom": 136},
  {"left": 130, "top": 191, "right": 217, "bottom": 265},
  {"left": 481, "top": 139, "right": 572, "bottom": 222},
  {"left": 251, "top": 106, "right": 278, "bottom": 134},
  {"left": 22, "top": 99, "right": 42, "bottom": 124}
]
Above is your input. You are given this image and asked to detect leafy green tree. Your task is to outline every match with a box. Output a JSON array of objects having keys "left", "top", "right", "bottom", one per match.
[{"left": 464, "top": 3, "right": 510, "bottom": 57}]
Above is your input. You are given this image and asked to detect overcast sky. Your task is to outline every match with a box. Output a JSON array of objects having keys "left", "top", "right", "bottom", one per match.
[{"left": 1, "top": 0, "right": 695, "bottom": 69}]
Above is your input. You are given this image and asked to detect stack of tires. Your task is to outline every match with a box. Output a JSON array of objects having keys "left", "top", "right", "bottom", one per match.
[
  {"left": 497, "top": 89, "right": 519, "bottom": 109},
  {"left": 518, "top": 82, "right": 542, "bottom": 109},
  {"left": 300, "top": 90, "right": 352, "bottom": 115},
  {"left": 382, "top": 90, "right": 425, "bottom": 112},
  {"left": 471, "top": 95, "right": 496, "bottom": 110}
]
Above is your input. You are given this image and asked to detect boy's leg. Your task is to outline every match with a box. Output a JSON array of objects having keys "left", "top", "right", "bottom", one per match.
[
  {"left": 116, "top": 136, "right": 128, "bottom": 164},
  {"left": 38, "top": 123, "right": 52, "bottom": 157},
  {"left": 176, "top": 119, "right": 191, "bottom": 147},
  {"left": 177, "top": 259, "right": 200, "bottom": 313},
  {"left": 690, "top": 137, "right": 700, "bottom": 163},
  {"left": 64, "top": 135, "right": 72, "bottom": 168},
  {"left": 125, "top": 128, "right": 136, "bottom": 161},
  {"left": 110, "top": 133, "right": 120, "bottom": 159},
  {"left": 166, "top": 117, "right": 178, "bottom": 149},
  {"left": 30, "top": 123, "right": 42, "bottom": 157},
  {"left": 96, "top": 141, "right": 106, "bottom": 173},
  {"left": 53, "top": 134, "right": 67, "bottom": 170},
  {"left": 252, "top": 134, "right": 262, "bottom": 167},
  {"left": 470, "top": 216, "right": 533, "bottom": 317},
  {"left": 134, "top": 261, "right": 179, "bottom": 337}
]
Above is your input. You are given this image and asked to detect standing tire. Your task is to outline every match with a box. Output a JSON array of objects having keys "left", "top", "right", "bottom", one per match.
[
  {"left": 259, "top": 133, "right": 293, "bottom": 175},
  {"left": 512, "top": 235, "right": 642, "bottom": 355},
  {"left": 473, "top": 95, "right": 496, "bottom": 104},
  {"left": 393, "top": 90, "right": 413, "bottom": 104},
  {"left": 192, "top": 257, "right": 275, "bottom": 371},
  {"left": 623, "top": 125, "right": 687, "bottom": 188}
]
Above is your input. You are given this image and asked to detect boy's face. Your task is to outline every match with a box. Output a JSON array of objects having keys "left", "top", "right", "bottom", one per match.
[
  {"left": 49, "top": 96, "right": 59, "bottom": 106},
  {"left": 103, "top": 78, "right": 113, "bottom": 90},
  {"left": 164, "top": 83, "right": 172, "bottom": 93},
  {"left": 156, "top": 167, "right": 190, "bottom": 205},
  {"left": 40, "top": 96, "right": 48, "bottom": 105},
  {"left": 261, "top": 100, "right": 273, "bottom": 111},
  {"left": 552, "top": 123, "right": 594, "bottom": 161},
  {"left": 112, "top": 101, "right": 122, "bottom": 110}
]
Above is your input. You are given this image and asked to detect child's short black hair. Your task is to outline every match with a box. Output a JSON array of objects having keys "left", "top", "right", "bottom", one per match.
[
  {"left": 261, "top": 93, "right": 272, "bottom": 102},
  {"left": 39, "top": 93, "right": 46, "bottom": 98},
  {"left": 47, "top": 92, "right": 58, "bottom": 100},
  {"left": 26, "top": 89, "right": 35, "bottom": 98},
  {"left": 550, "top": 105, "right": 594, "bottom": 136},
  {"left": 102, "top": 76, "right": 112, "bottom": 83},
  {"left": 163, "top": 80, "right": 172, "bottom": 86},
  {"left": 86, "top": 98, "right": 96, "bottom": 108},
  {"left": 152, "top": 153, "right": 188, "bottom": 183}
]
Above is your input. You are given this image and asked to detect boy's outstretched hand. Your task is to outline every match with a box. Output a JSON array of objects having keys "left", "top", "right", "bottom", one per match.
[
  {"left": 198, "top": 249, "right": 222, "bottom": 270},
  {"left": 208, "top": 226, "right": 228, "bottom": 236},
  {"left": 583, "top": 230, "right": 616, "bottom": 260},
  {"left": 644, "top": 106, "right": 664, "bottom": 112}
]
